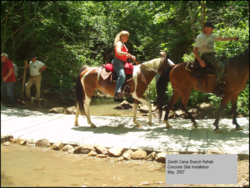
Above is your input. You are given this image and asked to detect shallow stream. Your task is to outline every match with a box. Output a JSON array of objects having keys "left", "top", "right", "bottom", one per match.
[{"left": 22, "top": 98, "right": 137, "bottom": 117}]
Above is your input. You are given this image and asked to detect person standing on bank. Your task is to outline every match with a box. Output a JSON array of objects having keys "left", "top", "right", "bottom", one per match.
[
  {"left": 1, "top": 53, "right": 16, "bottom": 107},
  {"left": 154, "top": 51, "right": 175, "bottom": 105},
  {"left": 112, "top": 31, "right": 136, "bottom": 98},
  {"left": 25, "top": 54, "right": 47, "bottom": 102},
  {"left": 193, "top": 22, "right": 238, "bottom": 97},
  {"left": 155, "top": 51, "right": 175, "bottom": 85}
]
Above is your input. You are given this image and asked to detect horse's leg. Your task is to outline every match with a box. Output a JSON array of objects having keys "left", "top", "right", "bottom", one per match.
[
  {"left": 84, "top": 95, "right": 96, "bottom": 128},
  {"left": 213, "top": 95, "right": 231, "bottom": 133},
  {"left": 163, "top": 91, "right": 180, "bottom": 128},
  {"left": 133, "top": 94, "right": 152, "bottom": 126},
  {"left": 179, "top": 103, "right": 198, "bottom": 128},
  {"left": 133, "top": 99, "right": 141, "bottom": 127},
  {"left": 74, "top": 103, "right": 80, "bottom": 126},
  {"left": 179, "top": 91, "right": 197, "bottom": 128},
  {"left": 140, "top": 97, "right": 152, "bottom": 126},
  {"left": 231, "top": 93, "right": 243, "bottom": 130},
  {"left": 213, "top": 105, "right": 224, "bottom": 133}
]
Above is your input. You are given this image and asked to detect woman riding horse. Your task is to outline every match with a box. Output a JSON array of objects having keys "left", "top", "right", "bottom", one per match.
[
  {"left": 75, "top": 55, "right": 171, "bottom": 128},
  {"left": 112, "top": 31, "right": 137, "bottom": 99}
]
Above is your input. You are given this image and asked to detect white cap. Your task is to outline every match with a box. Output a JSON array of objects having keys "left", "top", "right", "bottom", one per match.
[
  {"left": 159, "top": 52, "right": 166, "bottom": 57},
  {"left": 1, "top": 53, "right": 8, "bottom": 58}
]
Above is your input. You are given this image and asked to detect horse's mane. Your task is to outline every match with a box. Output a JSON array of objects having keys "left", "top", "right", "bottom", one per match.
[
  {"left": 228, "top": 48, "right": 249, "bottom": 71},
  {"left": 140, "top": 57, "right": 166, "bottom": 77},
  {"left": 78, "top": 66, "right": 87, "bottom": 75}
]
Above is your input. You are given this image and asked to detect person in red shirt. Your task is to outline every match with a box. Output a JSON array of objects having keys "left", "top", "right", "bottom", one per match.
[
  {"left": 112, "top": 31, "right": 136, "bottom": 98},
  {"left": 1, "top": 53, "right": 16, "bottom": 107}
]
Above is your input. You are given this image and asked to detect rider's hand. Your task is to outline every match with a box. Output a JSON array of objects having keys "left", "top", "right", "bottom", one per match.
[
  {"left": 131, "top": 55, "right": 136, "bottom": 61},
  {"left": 199, "top": 60, "right": 206, "bottom": 67}
]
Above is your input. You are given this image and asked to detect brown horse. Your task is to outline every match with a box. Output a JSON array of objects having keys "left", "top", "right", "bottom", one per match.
[
  {"left": 157, "top": 48, "right": 249, "bottom": 133},
  {"left": 75, "top": 56, "right": 171, "bottom": 128}
]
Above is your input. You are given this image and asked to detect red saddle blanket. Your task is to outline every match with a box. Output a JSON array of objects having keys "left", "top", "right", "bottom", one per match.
[{"left": 105, "top": 62, "right": 133, "bottom": 74}]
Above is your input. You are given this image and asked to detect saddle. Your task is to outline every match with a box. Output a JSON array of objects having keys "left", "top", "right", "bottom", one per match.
[
  {"left": 98, "top": 63, "right": 134, "bottom": 96},
  {"left": 185, "top": 55, "right": 228, "bottom": 77}
]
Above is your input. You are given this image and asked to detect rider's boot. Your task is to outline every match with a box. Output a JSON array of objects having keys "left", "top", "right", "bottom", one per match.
[{"left": 114, "top": 89, "right": 125, "bottom": 99}]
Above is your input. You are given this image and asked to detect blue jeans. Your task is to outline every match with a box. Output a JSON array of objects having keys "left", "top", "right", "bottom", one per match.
[
  {"left": 1, "top": 82, "right": 15, "bottom": 105},
  {"left": 112, "top": 58, "right": 126, "bottom": 93}
]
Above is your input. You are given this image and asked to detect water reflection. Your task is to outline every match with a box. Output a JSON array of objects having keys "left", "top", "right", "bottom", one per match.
[
  {"left": 21, "top": 98, "right": 136, "bottom": 117},
  {"left": 89, "top": 98, "right": 135, "bottom": 117}
]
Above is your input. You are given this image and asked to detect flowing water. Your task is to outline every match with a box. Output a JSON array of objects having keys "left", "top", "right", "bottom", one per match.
[
  {"left": 23, "top": 98, "right": 137, "bottom": 117},
  {"left": 1, "top": 144, "right": 166, "bottom": 187}
]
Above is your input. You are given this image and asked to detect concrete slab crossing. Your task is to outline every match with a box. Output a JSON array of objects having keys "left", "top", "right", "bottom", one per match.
[{"left": 1, "top": 104, "right": 249, "bottom": 154}]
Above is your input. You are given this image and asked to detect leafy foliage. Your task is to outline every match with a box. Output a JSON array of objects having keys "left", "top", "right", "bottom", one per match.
[{"left": 1, "top": 1, "right": 249, "bottom": 115}]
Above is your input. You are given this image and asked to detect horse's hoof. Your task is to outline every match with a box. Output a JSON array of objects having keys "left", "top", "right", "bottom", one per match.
[
  {"left": 147, "top": 121, "right": 152, "bottom": 126},
  {"left": 236, "top": 126, "right": 243, "bottom": 130},
  {"left": 135, "top": 123, "right": 142, "bottom": 127},
  {"left": 133, "top": 121, "right": 141, "bottom": 127},
  {"left": 164, "top": 120, "right": 172, "bottom": 128},
  {"left": 136, "top": 124, "right": 142, "bottom": 128},
  {"left": 90, "top": 124, "right": 97, "bottom": 128},
  {"left": 74, "top": 122, "right": 79, "bottom": 126},
  {"left": 214, "top": 129, "right": 222, "bottom": 133},
  {"left": 193, "top": 123, "right": 198, "bottom": 128}
]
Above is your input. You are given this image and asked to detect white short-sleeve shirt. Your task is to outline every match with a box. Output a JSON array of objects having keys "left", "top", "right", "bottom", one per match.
[
  {"left": 12, "top": 62, "right": 18, "bottom": 77},
  {"left": 29, "top": 60, "right": 45, "bottom": 77},
  {"left": 194, "top": 33, "right": 218, "bottom": 54}
]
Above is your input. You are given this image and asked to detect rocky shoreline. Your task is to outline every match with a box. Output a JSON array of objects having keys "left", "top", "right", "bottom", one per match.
[
  {"left": 1, "top": 135, "right": 183, "bottom": 163},
  {"left": 1, "top": 134, "right": 248, "bottom": 162}
]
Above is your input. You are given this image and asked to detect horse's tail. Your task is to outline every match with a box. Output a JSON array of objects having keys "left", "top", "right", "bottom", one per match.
[
  {"left": 75, "top": 67, "right": 87, "bottom": 115},
  {"left": 156, "top": 66, "right": 174, "bottom": 121}
]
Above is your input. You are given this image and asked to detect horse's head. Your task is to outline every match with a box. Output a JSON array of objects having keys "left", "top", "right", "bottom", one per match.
[{"left": 229, "top": 47, "right": 249, "bottom": 72}]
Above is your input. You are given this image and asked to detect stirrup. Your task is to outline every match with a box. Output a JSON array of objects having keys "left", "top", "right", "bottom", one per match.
[
  {"left": 124, "top": 85, "right": 132, "bottom": 97},
  {"left": 215, "top": 90, "right": 224, "bottom": 97},
  {"left": 214, "top": 85, "right": 224, "bottom": 97}
]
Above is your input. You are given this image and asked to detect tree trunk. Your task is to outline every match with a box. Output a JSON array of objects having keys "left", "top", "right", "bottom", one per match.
[
  {"left": 188, "top": 1, "right": 196, "bottom": 43},
  {"left": 201, "top": 1, "right": 206, "bottom": 31}
]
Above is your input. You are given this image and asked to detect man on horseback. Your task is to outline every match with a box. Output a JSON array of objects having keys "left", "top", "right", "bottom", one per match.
[
  {"left": 112, "top": 31, "right": 136, "bottom": 99},
  {"left": 193, "top": 22, "right": 238, "bottom": 97}
]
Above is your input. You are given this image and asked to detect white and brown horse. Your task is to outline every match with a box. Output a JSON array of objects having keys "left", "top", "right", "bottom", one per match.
[{"left": 74, "top": 56, "right": 171, "bottom": 128}]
